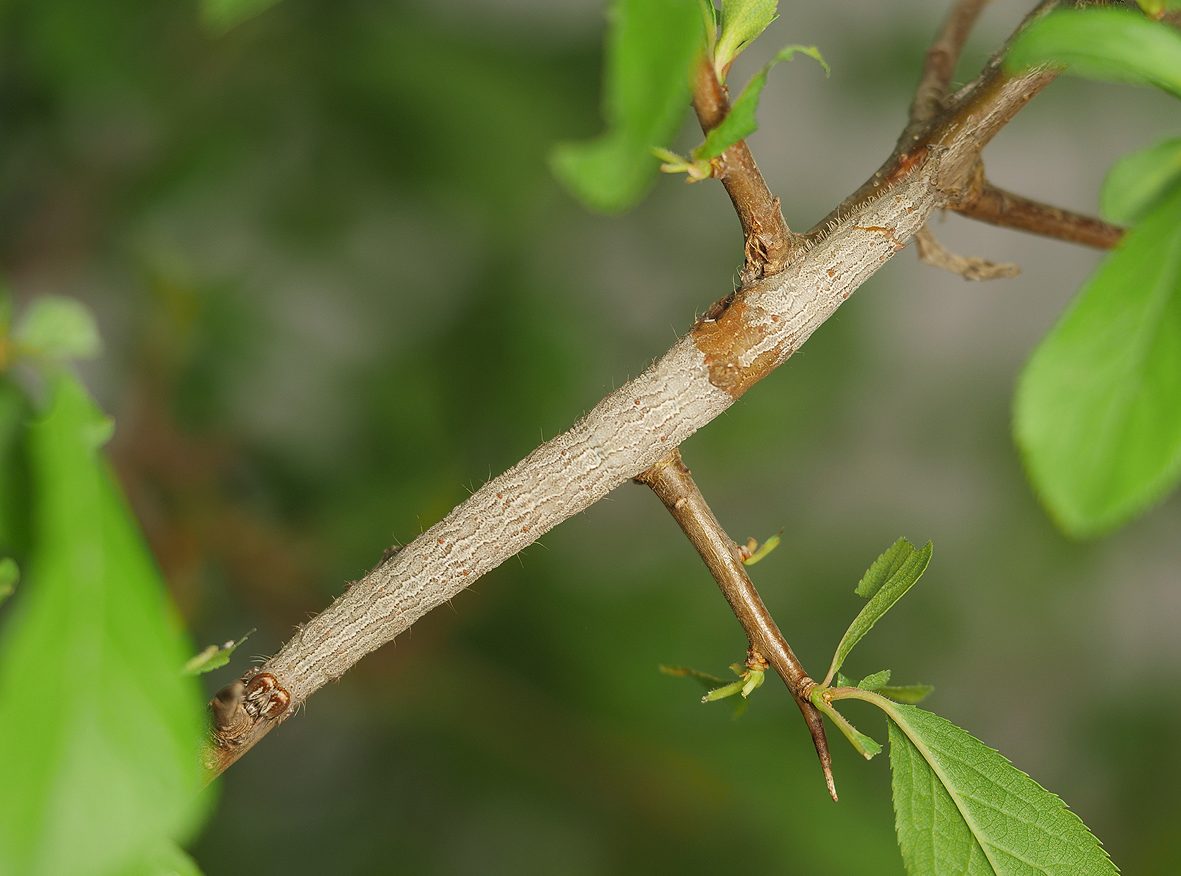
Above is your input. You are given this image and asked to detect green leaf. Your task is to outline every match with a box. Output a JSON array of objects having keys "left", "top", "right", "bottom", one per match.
[
  {"left": 886, "top": 703, "right": 1116, "bottom": 875},
  {"left": 183, "top": 629, "right": 254, "bottom": 676},
  {"left": 857, "top": 669, "right": 891, "bottom": 690},
  {"left": 551, "top": 0, "right": 703, "bottom": 212},
  {"left": 823, "top": 539, "right": 932, "bottom": 685},
  {"left": 0, "top": 557, "right": 16, "bottom": 606},
  {"left": 0, "top": 377, "right": 208, "bottom": 876},
  {"left": 698, "top": 0, "right": 718, "bottom": 55},
  {"left": 695, "top": 45, "right": 827, "bottom": 161},
  {"left": 1006, "top": 8, "right": 1181, "bottom": 99},
  {"left": 855, "top": 536, "right": 915, "bottom": 598},
  {"left": 714, "top": 0, "right": 778, "bottom": 80},
  {"left": 13, "top": 296, "right": 101, "bottom": 362},
  {"left": 1015, "top": 183, "right": 1181, "bottom": 536},
  {"left": 659, "top": 664, "right": 728, "bottom": 690},
  {"left": 122, "top": 840, "right": 204, "bottom": 876},
  {"left": 877, "top": 683, "right": 934, "bottom": 704},
  {"left": 1101, "top": 137, "right": 1181, "bottom": 226},
  {"left": 201, "top": 0, "right": 282, "bottom": 32},
  {"left": 809, "top": 688, "right": 881, "bottom": 759},
  {"left": 740, "top": 530, "right": 782, "bottom": 565}
]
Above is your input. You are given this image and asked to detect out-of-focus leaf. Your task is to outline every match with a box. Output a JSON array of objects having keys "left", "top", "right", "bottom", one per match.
[
  {"left": 659, "top": 664, "right": 728, "bottom": 690},
  {"left": 823, "top": 539, "right": 932, "bottom": 685},
  {"left": 1101, "top": 137, "right": 1181, "bottom": 225},
  {"left": 0, "top": 377, "right": 208, "bottom": 876},
  {"left": 12, "top": 296, "right": 101, "bottom": 362},
  {"left": 0, "top": 380, "right": 30, "bottom": 561},
  {"left": 183, "top": 629, "right": 254, "bottom": 676},
  {"left": 877, "top": 683, "right": 934, "bottom": 704},
  {"left": 1015, "top": 184, "right": 1181, "bottom": 536},
  {"left": 0, "top": 558, "right": 16, "bottom": 606},
  {"left": 1006, "top": 8, "right": 1181, "bottom": 99},
  {"left": 696, "top": 45, "right": 827, "bottom": 161},
  {"left": 123, "top": 840, "right": 204, "bottom": 876},
  {"left": 551, "top": 0, "right": 702, "bottom": 212},
  {"left": 1137, "top": 0, "right": 1181, "bottom": 18},
  {"left": 714, "top": 0, "right": 778, "bottom": 79},
  {"left": 201, "top": 0, "right": 282, "bottom": 32},
  {"left": 886, "top": 703, "right": 1116, "bottom": 875}
]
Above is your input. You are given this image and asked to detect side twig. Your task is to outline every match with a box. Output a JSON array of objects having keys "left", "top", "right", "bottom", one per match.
[
  {"left": 692, "top": 57, "right": 796, "bottom": 284},
  {"left": 637, "top": 451, "right": 837, "bottom": 801},
  {"left": 949, "top": 178, "right": 1124, "bottom": 248}
]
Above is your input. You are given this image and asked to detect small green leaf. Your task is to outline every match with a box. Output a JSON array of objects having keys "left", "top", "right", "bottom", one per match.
[
  {"left": 1015, "top": 183, "right": 1181, "bottom": 536},
  {"left": 0, "top": 377, "right": 208, "bottom": 876},
  {"left": 885, "top": 702, "right": 1117, "bottom": 875},
  {"left": 1101, "top": 137, "right": 1181, "bottom": 226},
  {"left": 695, "top": 45, "right": 828, "bottom": 161},
  {"left": 739, "top": 668, "right": 764, "bottom": 698},
  {"left": 1006, "top": 8, "right": 1181, "bottom": 99},
  {"left": 855, "top": 537, "right": 914, "bottom": 598},
  {"left": 13, "top": 296, "right": 101, "bottom": 362},
  {"left": 836, "top": 671, "right": 855, "bottom": 688},
  {"left": 823, "top": 539, "right": 932, "bottom": 685},
  {"left": 0, "top": 557, "right": 17, "bottom": 606},
  {"left": 714, "top": 0, "right": 778, "bottom": 80},
  {"left": 857, "top": 669, "right": 891, "bottom": 691},
  {"left": 201, "top": 0, "right": 283, "bottom": 32},
  {"left": 703, "top": 678, "right": 747, "bottom": 702},
  {"left": 810, "top": 688, "right": 881, "bottom": 759},
  {"left": 659, "top": 664, "right": 729, "bottom": 690},
  {"left": 877, "top": 683, "right": 934, "bottom": 704},
  {"left": 551, "top": 0, "right": 703, "bottom": 212},
  {"left": 740, "top": 530, "right": 782, "bottom": 566},
  {"left": 183, "top": 629, "right": 254, "bottom": 676}
]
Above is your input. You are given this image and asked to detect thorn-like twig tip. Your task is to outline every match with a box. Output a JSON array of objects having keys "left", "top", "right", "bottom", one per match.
[{"left": 799, "top": 698, "right": 837, "bottom": 802}]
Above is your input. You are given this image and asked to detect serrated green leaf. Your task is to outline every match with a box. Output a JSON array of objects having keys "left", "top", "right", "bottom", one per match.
[
  {"left": 1101, "top": 137, "right": 1181, "bottom": 226},
  {"left": 1006, "top": 9, "right": 1181, "bottom": 99},
  {"left": 714, "top": 0, "right": 778, "bottom": 80},
  {"left": 183, "top": 629, "right": 254, "bottom": 676},
  {"left": 695, "top": 45, "right": 827, "bottom": 161},
  {"left": 201, "top": 0, "right": 282, "bottom": 32},
  {"left": 13, "top": 296, "right": 101, "bottom": 362},
  {"left": 551, "top": 0, "right": 702, "bottom": 212},
  {"left": 855, "top": 537, "right": 915, "bottom": 598},
  {"left": 857, "top": 669, "right": 891, "bottom": 690},
  {"left": 1015, "top": 184, "right": 1181, "bottom": 536},
  {"left": 878, "top": 683, "right": 934, "bottom": 704},
  {"left": 823, "top": 540, "right": 932, "bottom": 685},
  {"left": 0, "top": 377, "right": 208, "bottom": 876},
  {"left": 886, "top": 703, "right": 1116, "bottom": 875}
]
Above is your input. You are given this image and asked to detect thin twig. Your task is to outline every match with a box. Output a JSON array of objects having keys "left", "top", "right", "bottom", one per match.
[
  {"left": 692, "top": 57, "right": 796, "bottom": 284},
  {"left": 904, "top": 0, "right": 991, "bottom": 139},
  {"left": 914, "top": 225, "right": 1020, "bottom": 280},
  {"left": 636, "top": 450, "right": 836, "bottom": 802},
  {"left": 950, "top": 178, "right": 1124, "bottom": 248}
]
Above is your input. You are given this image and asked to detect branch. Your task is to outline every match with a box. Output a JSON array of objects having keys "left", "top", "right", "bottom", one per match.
[
  {"left": 692, "top": 57, "right": 796, "bottom": 284},
  {"left": 636, "top": 451, "right": 836, "bottom": 801},
  {"left": 949, "top": 178, "right": 1124, "bottom": 248},
  {"left": 203, "top": 1, "right": 1083, "bottom": 779},
  {"left": 903, "top": 0, "right": 991, "bottom": 139}
]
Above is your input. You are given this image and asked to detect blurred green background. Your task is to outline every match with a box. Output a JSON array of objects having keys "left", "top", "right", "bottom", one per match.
[{"left": 3, "top": 0, "right": 1179, "bottom": 872}]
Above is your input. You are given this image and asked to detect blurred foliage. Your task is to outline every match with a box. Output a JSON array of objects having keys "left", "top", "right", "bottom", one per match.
[{"left": 1, "top": 0, "right": 1179, "bottom": 874}]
